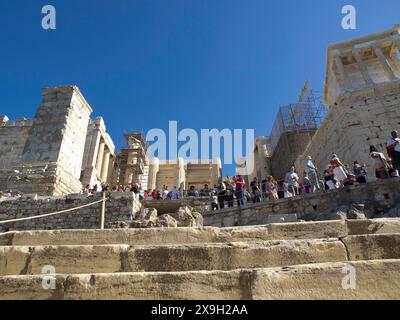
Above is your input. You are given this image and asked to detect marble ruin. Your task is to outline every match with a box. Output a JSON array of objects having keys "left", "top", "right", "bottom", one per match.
[
  {"left": 148, "top": 157, "right": 222, "bottom": 191},
  {"left": 239, "top": 25, "right": 400, "bottom": 181},
  {"left": 0, "top": 88, "right": 222, "bottom": 196}
]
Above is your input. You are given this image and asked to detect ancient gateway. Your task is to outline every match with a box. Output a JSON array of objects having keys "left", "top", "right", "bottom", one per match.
[
  {"left": 1, "top": 26, "right": 400, "bottom": 300},
  {"left": 0, "top": 86, "right": 221, "bottom": 195}
]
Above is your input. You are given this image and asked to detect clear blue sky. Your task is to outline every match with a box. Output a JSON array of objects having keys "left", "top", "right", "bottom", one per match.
[{"left": 1, "top": 0, "right": 400, "bottom": 175}]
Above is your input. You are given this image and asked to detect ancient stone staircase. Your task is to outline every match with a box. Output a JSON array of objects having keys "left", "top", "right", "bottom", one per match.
[{"left": 1, "top": 218, "right": 400, "bottom": 299}]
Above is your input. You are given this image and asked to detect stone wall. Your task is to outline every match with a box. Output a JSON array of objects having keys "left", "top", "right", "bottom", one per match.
[
  {"left": 271, "top": 129, "right": 317, "bottom": 179},
  {"left": 0, "top": 119, "right": 33, "bottom": 169},
  {"left": 0, "top": 192, "right": 141, "bottom": 232},
  {"left": 296, "top": 82, "right": 400, "bottom": 176},
  {"left": 203, "top": 178, "right": 400, "bottom": 227}
]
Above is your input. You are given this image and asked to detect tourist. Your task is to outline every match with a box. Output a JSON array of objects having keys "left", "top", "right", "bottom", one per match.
[
  {"left": 217, "top": 184, "right": 226, "bottom": 209},
  {"left": 156, "top": 190, "right": 162, "bottom": 200},
  {"left": 370, "top": 146, "right": 390, "bottom": 179},
  {"left": 4, "top": 190, "right": 12, "bottom": 198},
  {"left": 387, "top": 130, "right": 400, "bottom": 174},
  {"left": 202, "top": 184, "right": 210, "bottom": 196},
  {"left": 283, "top": 181, "right": 292, "bottom": 198},
  {"left": 266, "top": 176, "right": 278, "bottom": 200},
  {"left": 302, "top": 172, "right": 312, "bottom": 194},
  {"left": 151, "top": 189, "right": 157, "bottom": 199},
  {"left": 244, "top": 189, "right": 252, "bottom": 203},
  {"left": 162, "top": 187, "right": 169, "bottom": 200},
  {"left": 171, "top": 186, "right": 178, "bottom": 200},
  {"left": 261, "top": 177, "right": 268, "bottom": 200},
  {"left": 225, "top": 190, "right": 234, "bottom": 208},
  {"left": 324, "top": 168, "right": 338, "bottom": 190},
  {"left": 344, "top": 173, "right": 356, "bottom": 187},
  {"left": 83, "top": 184, "right": 90, "bottom": 193},
  {"left": 91, "top": 184, "right": 98, "bottom": 193},
  {"left": 235, "top": 175, "right": 245, "bottom": 207},
  {"left": 304, "top": 156, "right": 321, "bottom": 192},
  {"left": 187, "top": 185, "right": 196, "bottom": 197},
  {"left": 353, "top": 161, "right": 367, "bottom": 184},
  {"left": 0, "top": 191, "right": 4, "bottom": 202},
  {"left": 285, "top": 166, "right": 299, "bottom": 196},
  {"left": 210, "top": 192, "right": 219, "bottom": 211},
  {"left": 250, "top": 177, "right": 261, "bottom": 203},
  {"left": 277, "top": 180, "right": 285, "bottom": 199},
  {"left": 329, "top": 154, "right": 348, "bottom": 187}
]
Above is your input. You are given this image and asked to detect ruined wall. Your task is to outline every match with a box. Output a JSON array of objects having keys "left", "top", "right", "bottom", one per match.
[
  {"left": 271, "top": 129, "right": 316, "bottom": 179},
  {"left": 0, "top": 192, "right": 141, "bottom": 232},
  {"left": 203, "top": 177, "right": 400, "bottom": 227},
  {"left": 0, "top": 86, "right": 97, "bottom": 196},
  {"left": 22, "top": 87, "right": 92, "bottom": 180},
  {"left": 0, "top": 119, "right": 32, "bottom": 169}
]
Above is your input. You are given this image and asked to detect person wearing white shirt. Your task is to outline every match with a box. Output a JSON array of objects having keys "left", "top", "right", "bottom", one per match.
[
  {"left": 387, "top": 130, "right": 400, "bottom": 172},
  {"left": 304, "top": 156, "right": 321, "bottom": 192},
  {"left": 285, "top": 166, "right": 299, "bottom": 196},
  {"left": 162, "top": 187, "right": 169, "bottom": 200}
]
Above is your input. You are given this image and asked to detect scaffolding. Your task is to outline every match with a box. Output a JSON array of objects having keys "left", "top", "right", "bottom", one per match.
[
  {"left": 268, "top": 85, "right": 328, "bottom": 154},
  {"left": 117, "top": 129, "right": 149, "bottom": 185}
]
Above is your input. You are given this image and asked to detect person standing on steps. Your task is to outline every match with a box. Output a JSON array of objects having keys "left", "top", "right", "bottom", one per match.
[{"left": 304, "top": 156, "right": 321, "bottom": 192}]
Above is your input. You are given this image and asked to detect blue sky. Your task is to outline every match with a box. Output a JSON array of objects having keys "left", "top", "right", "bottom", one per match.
[{"left": 1, "top": 0, "right": 400, "bottom": 175}]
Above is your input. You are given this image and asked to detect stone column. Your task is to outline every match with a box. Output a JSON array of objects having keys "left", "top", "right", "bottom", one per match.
[
  {"left": 95, "top": 140, "right": 105, "bottom": 175},
  {"left": 107, "top": 156, "right": 115, "bottom": 184},
  {"left": 332, "top": 51, "right": 352, "bottom": 90},
  {"left": 373, "top": 44, "right": 397, "bottom": 81},
  {"left": 352, "top": 48, "right": 374, "bottom": 85},
  {"left": 100, "top": 149, "right": 111, "bottom": 182}
]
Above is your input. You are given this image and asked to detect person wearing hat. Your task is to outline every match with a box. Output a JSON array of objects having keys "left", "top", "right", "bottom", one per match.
[
  {"left": 304, "top": 156, "right": 321, "bottom": 192},
  {"left": 329, "top": 154, "right": 348, "bottom": 188}
]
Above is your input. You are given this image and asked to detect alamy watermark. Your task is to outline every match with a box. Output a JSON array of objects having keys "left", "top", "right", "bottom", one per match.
[
  {"left": 341, "top": 263, "right": 357, "bottom": 290},
  {"left": 42, "top": 265, "right": 56, "bottom": 290},
  {"left": 41, "top": 5, "right": 56, "bottom": 30},
  {"left": 342, "top": 5, "right": 356, "bottom": 30},
  {"left": 146, "top": 121, "right": 255, "bottom": 175}
]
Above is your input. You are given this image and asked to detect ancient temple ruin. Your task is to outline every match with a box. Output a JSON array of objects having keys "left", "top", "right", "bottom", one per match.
[
  {"left": 295, "top": 24, "right": 400, "bottom": 174},
  {"left": 0, "top": 86, "right": 222, "bottom": 195}
]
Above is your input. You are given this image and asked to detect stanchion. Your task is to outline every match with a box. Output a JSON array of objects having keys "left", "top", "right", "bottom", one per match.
[{"left": 99, "top": 192, "right": 106, "bottom": 229}]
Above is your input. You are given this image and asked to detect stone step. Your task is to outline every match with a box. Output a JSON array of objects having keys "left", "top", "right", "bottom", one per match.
[
  {"left": 1, "top": 234, "right": 400, "bottom": 276},
  {"left": 0, "top": 239, "right": 347, "bottom": 275},
  {"left": 1, "top": 259, "right": 399, "bottom": 300},
  {"left": 1, "top": 218, "right": 399, "bottom": 246}
]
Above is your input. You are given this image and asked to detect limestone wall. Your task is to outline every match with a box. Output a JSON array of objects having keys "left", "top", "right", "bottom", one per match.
[
  {"left": 0, "top": 119, "right": 32, "bottom": 169},
  {"left": 0, "top": 192, "right": 141, "bottom": 232},
  {"left": 296, "top": 81, "right": 400, "bottom": 175},
  {"left": 272, "top": 129, "right": 316, "bottom": 179},
  {"left": 203, "top": 178, "right": 400, "bottom": 227}
]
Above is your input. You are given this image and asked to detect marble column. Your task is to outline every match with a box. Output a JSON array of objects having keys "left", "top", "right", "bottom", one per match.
[
  {"left": 95, "top": 140, "right": 105, "bottom": 176},
  {"left": 100, "top": 149, "right": 110, "bottom": 182},
  {"left": 352, "top": 48, "right": 374, "bottom": 85},
  {"left": 373, "top": 44, "right": 397, "bottom": 81}
]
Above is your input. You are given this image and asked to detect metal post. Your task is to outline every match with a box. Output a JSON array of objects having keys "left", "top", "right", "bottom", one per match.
[{"left": 100, "top": 192, "right": 106, "bottom": 230}]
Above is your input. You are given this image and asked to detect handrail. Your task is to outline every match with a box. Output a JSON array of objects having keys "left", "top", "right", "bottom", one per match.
[{"left": 0, "top": 197, "right": 107, "bottom": 225}]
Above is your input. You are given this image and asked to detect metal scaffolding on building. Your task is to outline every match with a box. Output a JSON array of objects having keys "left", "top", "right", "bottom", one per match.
[{"left": 267, "top": 82, "right": 328, "bottom": 155}]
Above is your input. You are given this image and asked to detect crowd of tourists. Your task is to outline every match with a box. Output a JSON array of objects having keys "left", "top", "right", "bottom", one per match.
[
  {"left": 207, "top": 130, "right": 400, "bottom": 211},
  {"left": 0, "top": 190, "right": 22, "bottom": 201}
]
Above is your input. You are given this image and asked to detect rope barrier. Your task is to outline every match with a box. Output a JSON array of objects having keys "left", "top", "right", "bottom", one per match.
[{"left": 0, "top": 198, "right": 108, "bottom": 225}]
